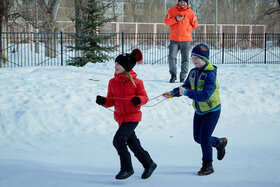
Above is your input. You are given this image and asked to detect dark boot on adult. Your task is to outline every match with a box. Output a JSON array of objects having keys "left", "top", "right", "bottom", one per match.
[
  {"left": 115, "top": 170, "right": 134, "bottom": 180},
  {"left": 216, "top": 137, "right": 228, "bottom": 160},
  {"left": 141, "top": 162, "right": 157, "bottom": 179},
  {"left": 198, "top": 162, "right": 214, "bottom": 176},
  {"left": 169, "top": 73, "right": 177, "bottom": 83}
]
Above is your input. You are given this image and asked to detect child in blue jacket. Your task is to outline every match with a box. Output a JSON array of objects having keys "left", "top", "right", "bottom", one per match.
[{"left": 163, "top": 44, "right": 228, "bottom": 175}]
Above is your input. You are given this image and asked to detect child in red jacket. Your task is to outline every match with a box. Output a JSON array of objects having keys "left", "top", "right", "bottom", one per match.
[{"left": 96, "top": 49, "right": 157, "bottom": 180}]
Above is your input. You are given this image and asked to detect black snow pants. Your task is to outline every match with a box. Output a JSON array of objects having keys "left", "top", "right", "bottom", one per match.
[{"left": 113, "top": 122, "right": 153, "bottom": 171}]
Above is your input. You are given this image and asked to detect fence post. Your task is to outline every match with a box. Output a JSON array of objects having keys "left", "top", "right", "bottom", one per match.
[
  {"left": 153, "top": 24, "right": 157, "bottom": 48},
  {"left": 0, "top": 32, "right": 2, "bottom": 68},
  {"left": 222, "top": 33, "right": 224, "bottom": 64},
  {"left": 248, "top": 26, "right": 252, "bottom": 48},
  {"left": 264, "top": 33, "right": 267, "bottom": 64},
  {"left": 61, "top": 32, "right": 63, "bottom": 66},
  {"left": 135, "top": 23, "right": 138, "bottom": 47},
  {"left": 121, "top": 32, "right": 124, "bottom": 54}
]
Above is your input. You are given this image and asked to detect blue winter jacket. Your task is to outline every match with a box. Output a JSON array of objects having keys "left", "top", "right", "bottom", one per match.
[{"left": 171, "top": 62, "right": 221, "bottom": 114}]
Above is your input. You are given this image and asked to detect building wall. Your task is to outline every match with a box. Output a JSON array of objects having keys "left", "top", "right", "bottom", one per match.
[{"left": 8, "top": 0, "right": 279, "bottom": 33}]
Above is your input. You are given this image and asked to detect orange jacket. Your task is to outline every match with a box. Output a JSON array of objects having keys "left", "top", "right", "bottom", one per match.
[
  {"left": 103, "top": 70, "right": 149, "bottom": 125},
  {"left": 164, "top": 4, "right": 198, "bottom": 42}
]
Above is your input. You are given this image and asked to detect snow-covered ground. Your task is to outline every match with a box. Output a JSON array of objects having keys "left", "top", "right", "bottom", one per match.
[{"left": 0, "top": 62, "right": 280, "bottom": 187}]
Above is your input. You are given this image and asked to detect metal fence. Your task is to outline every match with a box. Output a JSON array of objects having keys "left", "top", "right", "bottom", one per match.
[{"left": 0, "top": 32, "right": 279, "bottom": 68}]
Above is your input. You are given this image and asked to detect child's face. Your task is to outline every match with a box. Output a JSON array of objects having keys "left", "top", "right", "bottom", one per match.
[
  {"left": 192, "top": 56, "right": 206, "bottom": 68},
  {"left": 115, "top": 62, "right": 125, "bottom": 74}
]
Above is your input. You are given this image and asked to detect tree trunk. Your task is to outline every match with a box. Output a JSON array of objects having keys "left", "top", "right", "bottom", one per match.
[
  {"left": 36, "top": 0, "right": 60, "bottom": 58},
  {"left": 75, "top": 0, "right": 83, "bottom": 47},
  {"left": 45, "top": 28, "right": 57, "bottom": 58},
  {"left": 0, "top": 17, "right": 2, "bottom": 67},
  {"left": 34, "top": 2, "right": 39, "bottom": 54},
  {"left": 0, "top": 16, "right": 8, "bottom": 67}
]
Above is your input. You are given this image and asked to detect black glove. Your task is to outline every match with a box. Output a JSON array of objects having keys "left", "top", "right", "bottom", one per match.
[
  {"left": 131, "top": 97, "right": 141, "bottom": 106},
  {"left": 96, "top": 95, "right": 106, "bottom": 105}
]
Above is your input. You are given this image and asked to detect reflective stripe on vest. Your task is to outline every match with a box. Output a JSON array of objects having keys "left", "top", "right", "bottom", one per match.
[{"left": 189, "top": 63, "right": 221, "bottom": 113}]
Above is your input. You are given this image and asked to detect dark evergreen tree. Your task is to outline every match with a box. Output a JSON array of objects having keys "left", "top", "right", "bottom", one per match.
[{"left": 69, "top": 0, "right": 116, "bottom": 66}]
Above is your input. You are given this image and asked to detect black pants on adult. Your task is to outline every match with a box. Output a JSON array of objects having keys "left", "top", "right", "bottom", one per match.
[{"left": 113, "top": 122, "right": 153, "bottom": 171}]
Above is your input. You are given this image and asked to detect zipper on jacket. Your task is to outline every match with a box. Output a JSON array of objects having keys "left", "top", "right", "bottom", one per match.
[
  {"left": 206, "top": 100, "right": 212, "bottom": 108},
  {"left": 122, "top": 80, "right": 127, "bottom": 114},
  {"left": 194, "top": 69, "right": 201, "bottom": 113}
]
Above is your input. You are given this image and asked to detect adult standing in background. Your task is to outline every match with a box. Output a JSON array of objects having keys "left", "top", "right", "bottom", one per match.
[{"left": 164, "top": 0, "right": 198, "bottom": 83}]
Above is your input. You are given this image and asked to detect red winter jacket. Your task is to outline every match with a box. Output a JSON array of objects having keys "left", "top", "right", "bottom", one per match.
[{"left": 102, "top": 70, "right": 149, "bottom": 125}]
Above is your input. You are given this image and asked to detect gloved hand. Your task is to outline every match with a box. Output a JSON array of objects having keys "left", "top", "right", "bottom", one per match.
[
  {"left": 162, "top": 92, "right": 173, "bottom": 98},
  {"left": 179, "top": 86, "right": 188, "bottom": 96},
  {"left": 175, "top": 15, "right": 183, "bottom": 21},
  {"left": 131, "top": 97, "right": 141, "bottom": 106},
  {"left": 96, "top": 95, "right": 106, "bottom": 105}
]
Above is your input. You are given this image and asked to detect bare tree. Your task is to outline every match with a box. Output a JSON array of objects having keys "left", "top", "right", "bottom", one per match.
[
  {"left": 14, "top": 0, "right": 61, "bottom": 57},
  {"left": 126, "top": 0, "right": 165, "bottom": 23},
  {"left": 256, "top": 0, "right": 280, "bottom": 32},
  {"left": 264, "top": 0, "right": 280, "bottom": 15},
  {"left": 14, "top": 0, "right": 60, "bottom": 32},
  {"left": 120, "top": 0, "right": 165, "bottom": 32},
  {"left": 141, "top": 0, "right": 165, "bottom": 23},
  {"left": 74, "top": 0, "right": 85, "bottom": 48},
  {"left": 0, "top": 0, "right": 12, "bottom": 66},
  {"left": 219, "top": 0, "right": 256, "bottom": 23},
  {"left": 124, "top": 0, "right": 137, "bottom": 22}
]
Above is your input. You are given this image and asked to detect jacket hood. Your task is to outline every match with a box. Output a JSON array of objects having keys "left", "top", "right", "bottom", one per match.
[
  {"left": 196, "top": 61, "right": 217, "bottom": 75},
  {"left": 114, "top": 70, "right": 137, "bottom": 81}
]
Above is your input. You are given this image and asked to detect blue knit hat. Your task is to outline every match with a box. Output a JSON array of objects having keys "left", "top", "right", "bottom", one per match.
[{"left": 191, "top": 44, "right": 210, "bottom": 61}]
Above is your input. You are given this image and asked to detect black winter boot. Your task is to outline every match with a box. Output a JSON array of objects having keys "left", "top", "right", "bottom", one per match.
[
  {"left": 169, "top": 73, "right": 177, "bottom": 83},
  {"left": 115, "top": 170, "right": 134, "bottom": 180},
  {"left": 216, "top": 137, "right": 228, "bottom": 160},
  {"left": 198, "top": 162, "right": 214, "bottom": 176},
  {"left": 141, "top": 162, "right": 157, "bottom": 179}
]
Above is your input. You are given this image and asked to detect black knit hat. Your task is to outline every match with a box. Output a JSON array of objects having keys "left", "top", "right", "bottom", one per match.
[
  {"left": 191, "top": 44, "right": 210, "bottom": 61},
  {"left": 115, "top": 49, "right": 143, "bottom": 71},
  {"left": 178, "top": 0, "right": 188, "bottom": 3}
]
